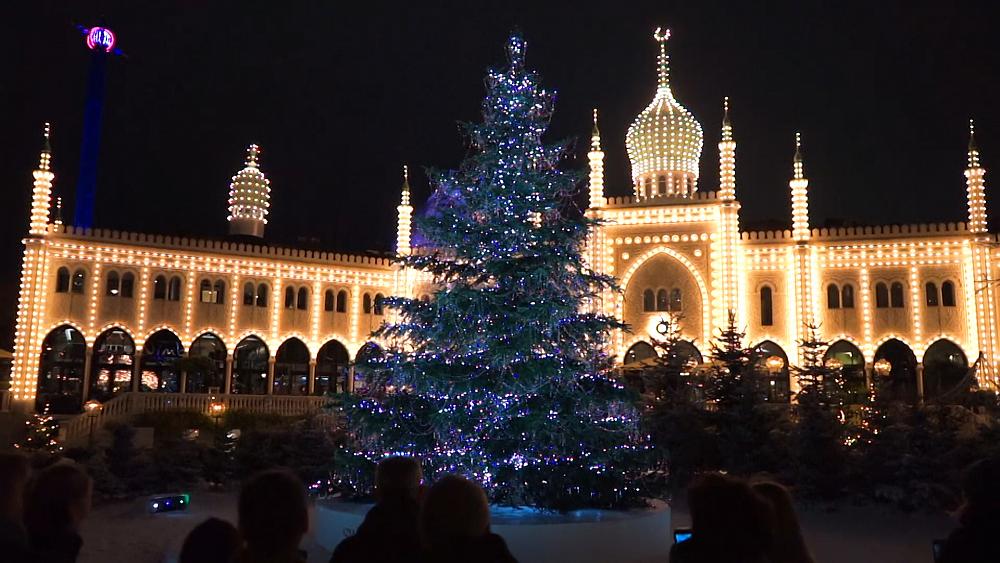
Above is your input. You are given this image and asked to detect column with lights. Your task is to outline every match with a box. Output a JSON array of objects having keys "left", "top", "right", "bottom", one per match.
[
  {"left": 966, "top": 120, "right": 998, "bottom": 386},
  {"left": 790, "top": 133, "right": 813, "bottom": 371},
  {"left": 585, "top": 110, "right": 609, "bottom": 314},
  {"left": 227, "top": 144, "right": 271, "bottom": 238},
  {"left": 717, "top": 98, "right": 742, "bottom": 324},
  {"left": 12, "top": 125, "right": 57, "bottom": 411},
  {"left": 394, "top": 166, "right": 414, "bottom": 301}
]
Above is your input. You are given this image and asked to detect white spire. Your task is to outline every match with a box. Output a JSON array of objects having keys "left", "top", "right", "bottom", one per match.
[
  {"left": 588, "top": 109, "right": 605, "bottom": 209},
  {"left": 397, "top": 165, "right": 413, "bottom": 255},
  {"left": 790, "top": 132, "right": 810, "bottom": 241},
  {"left": 966, "top": 119, "right": 988, "bottom": 234},
  {"left": 718, "top": 97, "right": 736, "bottom": 202},
  {"left": 227, "top": 143, "right": 271, "bottom": 238},
  {"left": 29, "top": 123, "right": 54, "bottom": 235}
]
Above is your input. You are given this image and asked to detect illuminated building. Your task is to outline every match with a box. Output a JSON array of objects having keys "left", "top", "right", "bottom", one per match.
[{"left": 7, "top": 27, "right": 995, "bottom": 419}]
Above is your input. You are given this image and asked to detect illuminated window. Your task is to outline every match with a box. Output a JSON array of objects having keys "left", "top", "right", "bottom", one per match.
[
  {"left": 153, "top": 275, "right": 167, "bottom": 300},
  {"left": 925, "top": 282, "right": 939, "bottom": 307},
  {"left": 656, "top": 289, "right": 668, "bottom": 311},
  {"left": 363, "top": 293, "right": 372, "bottom": 314},
  {"left": 875, "top": 283, "right": 889, "bottom": 308},
  {"left": 324, "top": 290, "right": 335, "bottom": 312},
  {"left": 890, "top": 282, "right": 905, "bottom": 309},
  {"left": 826, "top": 284, "right": 840, "bottom": 309},
  {"left": 243, "top": 282, "right": 255, "bottom": 306},
  {"left": 760, "top": 286, "right": 773, "bottom": 326},
  {"left": 642, "top": 289, "right": 655, "bottom": 312},
  {"left": 106, "top": 271, "right": 120, "bottom": 296},
  {"left": 841, "top": 284, "right": 854, "bottom": 309},
  {"left": 284, "top": 286, "right": 295, "bottom": 309},
  {"left": 669, "top": 288, "right": 682, "bottom": 312},
  {"left": 71, "top": 269, "right": 86, "bottom": 294},
  {"left": 373, "top": 293, "right": 385, "bottom": 315},
  {"left": 213, "top": 280, "right": 225, "bottom": 305},
  {"left": 256, "top": 284, "right": 268, "bottom": 308},
  {"left": 296, "top": 287, "right": 308, "bottom": 310},
  {"left": 167, "top": 276, "right": 182, "bottom": 302},
  {"left": 941, "top": 281, "right": 956, "bottom": 307},
  {"left": 200, "top": 279, "right": 214, "bottom": 303},
  {"left": 121, "top": 273, "right": 134, "bottom": 298},
  {"left": 56, "top": 267, "right": 70, "bottom": 293},
  {"left": 336, "top": 290, "right": 348, "bottom": 313},
  {"left": 657, "top": 175, "right": 667, "bottom": 195}
]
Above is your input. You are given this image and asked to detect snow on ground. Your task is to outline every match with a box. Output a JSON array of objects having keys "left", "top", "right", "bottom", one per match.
[{"left": 80, "top": 492, "right": 955, "bottom": 563}]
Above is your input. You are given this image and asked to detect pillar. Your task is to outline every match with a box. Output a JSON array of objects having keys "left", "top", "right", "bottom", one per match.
[
  {"left": 348, "top": 364, "right": 356, "bottom": 393},
  {"left": 81, "top": 345, "right": 94, "bottom": 401},
  {"left": 131, "top": 351, "right": 143, "bottom": 393},
  {"left": 308, "top": 359, "right": 317, "bottom": 395},
  {"left": 179, "top": 352, "right": 188, "bottom": 394},
  {"left": 224, "top": 355, "right": 233, "bottom": 395},
  {"left": 266, "top": 356, "right": 275, "bottom": 395},
  {"left": 916, "top": 363, "right": 925, "bottom": 405}
]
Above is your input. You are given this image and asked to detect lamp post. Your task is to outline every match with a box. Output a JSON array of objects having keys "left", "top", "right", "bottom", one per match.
[
  {"left": 209, "top": 399, "right": 225, "bottom": 429},
  {"left": 873, "top": 358, "right": 892, "bottom": 378},
  {"left": 83, "top": 399, "right": 102, "bottom": 448},
  {"left": 765, "top": 355, "right": 785, "bottom": 374}
]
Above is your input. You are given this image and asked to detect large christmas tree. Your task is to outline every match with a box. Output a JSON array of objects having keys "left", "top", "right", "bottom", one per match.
[{"left": 337, "top": 33, "right": 652, "bottom": 510}]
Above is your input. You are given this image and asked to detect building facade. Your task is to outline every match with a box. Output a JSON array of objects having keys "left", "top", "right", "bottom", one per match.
[{"left": 8, "top": 28, "right": 996, "bottom": 415}]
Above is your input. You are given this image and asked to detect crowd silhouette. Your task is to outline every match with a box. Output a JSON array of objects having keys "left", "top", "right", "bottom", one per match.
[{"left": 2, "top": 450, "right": 998, "bottom": 562}]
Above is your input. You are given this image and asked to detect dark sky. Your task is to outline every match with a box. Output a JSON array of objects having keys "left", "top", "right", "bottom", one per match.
[{"left": 2, "top": 0, "right": 998, "bottom": 349}]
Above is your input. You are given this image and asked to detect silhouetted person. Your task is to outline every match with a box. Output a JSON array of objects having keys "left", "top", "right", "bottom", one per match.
[
  {"left": 939, "top": 456, "right": 1000, "bottom": 563},
  {"left": 0, "top": 452, "right": 32, "bottom": 562},
  {"left": 180, "top": 517, "right": 242, "bottom": 563},
  {"left": 419, "top": 474, "right": 516, "bottom": 563},
  {"left": 669, "top": 473, "right": 773, "bottom": 563},
  {"left": 238, "top": 469, "right": 309, "bottom": 563},
  {"left": 330, "top": 456, "right": 423, "bottom": 563},
  {"left": 24, "top": 463, "right": 93, "bottom": 563},
  {"left": 752, "top": 481, "right": 816, "bottom": 563}
]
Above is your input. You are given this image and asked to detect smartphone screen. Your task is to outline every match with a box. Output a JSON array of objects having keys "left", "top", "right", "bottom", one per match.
[{"left": 674, "top": 528, "right": 692, "bottom": 543}]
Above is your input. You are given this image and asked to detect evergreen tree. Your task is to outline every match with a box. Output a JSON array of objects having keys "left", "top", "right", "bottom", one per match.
[
  {"left": 336, "top": 33, "right": 651, "bottom": 510},
  {"left": 705, "top": 311, "right": 754, "bottom": 410},
  {"left": 791, "top": 324, "right": 850, "bottom": 499},
  {"left": 16, "top": 407, "right": 63, "bottom": 455}
]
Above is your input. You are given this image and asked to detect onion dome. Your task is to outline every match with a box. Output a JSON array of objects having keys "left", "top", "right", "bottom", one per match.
[
  {"left": 227, "top": 144, "right": 271, "bottom": 238},
  {"left": 625, "top": 28, "right": 703, "bottom": 199}
]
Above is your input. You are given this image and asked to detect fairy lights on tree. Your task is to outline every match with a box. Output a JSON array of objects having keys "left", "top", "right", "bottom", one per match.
[{"left": 337, "top": 32, "right": 653, "bottom": 510}]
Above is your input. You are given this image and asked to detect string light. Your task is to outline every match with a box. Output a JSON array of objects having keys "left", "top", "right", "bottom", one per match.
[{"left": 227, "top": 144, "right": 271, "bottom": 238}]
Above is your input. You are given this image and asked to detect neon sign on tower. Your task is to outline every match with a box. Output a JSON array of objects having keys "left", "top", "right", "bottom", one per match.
[{"left": 86, "top": 27, "right": 116, "bottom": 52}]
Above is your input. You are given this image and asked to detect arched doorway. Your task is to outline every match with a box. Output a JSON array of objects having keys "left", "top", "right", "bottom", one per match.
[
  {"left": 316, "top": 340, "right": 350, "bottom": 395},
  {"left": 91, "top": 328, "right": 136, "bottom": 402},
  {"left": 187, "top": 333, "right": 227, "bottom": 393},
  {"left": 752, "top": 340, "right": 790, "bottom": 403},
  {"left": 139, "top": 330, "right": 183, "bottom": 392},
  {"left": 274, "top": 338, "right": 310, "bottom": 395},
  {"left": 922, "top": 339, "right": 970, "bottom": 401},
  {"left": 232, "top": 336, "right": 269, "bottom": 395},
  {"left": 624, "top": 341, "right": 657, "bottom": 366},
  {"left": 354, "top": 342, "right": 383, "bottom": 391},
  {"left": 824, "top": 340, "right": 868, "bottom": 403},
  {"left": 873, "top": 339, "right": 918, "bottom": 403},
  {"left": 36, "top": 325, "right": 87, "bottom": 414}
]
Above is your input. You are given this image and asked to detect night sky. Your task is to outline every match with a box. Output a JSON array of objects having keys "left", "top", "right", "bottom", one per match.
[{"left": 2, "top": 1, "right": 997, "bottom": 349}]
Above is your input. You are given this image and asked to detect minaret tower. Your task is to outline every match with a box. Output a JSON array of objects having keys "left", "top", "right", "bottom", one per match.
[
  {"left": 719, "top": 97, "right": 736, "bottom": 202},
  {"left": 29, "top": 123, "right": 54, "bottom": 235},
  {"left": 588, "top": 109, "right": 605, "bottom": 209},
  {"left": 967, "top": 119, "right": 987, "bottom": 234},
  {"left": 716, "top": 98, "right": 741, "bottom": 325},
  {"left": 397, "top": 165, "right": 413, "bottom": 255},
  {"left": 227, "top": 144, "right": 271, "bottom": 238},
  {"left": 790, "top": 133, "right": 810, "bottom": 242}
]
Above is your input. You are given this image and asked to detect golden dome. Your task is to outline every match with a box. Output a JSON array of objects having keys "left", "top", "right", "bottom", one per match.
[{"left": 625, "top": 28, "right": 703, "bottom": 198}]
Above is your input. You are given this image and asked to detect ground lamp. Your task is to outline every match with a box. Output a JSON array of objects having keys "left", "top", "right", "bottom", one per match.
[
  {"left": 83, "top": 399, "right": 102, "bottom": 447},
  {"left": 209, "top": 399, "right": 225, "bottom": 427}
]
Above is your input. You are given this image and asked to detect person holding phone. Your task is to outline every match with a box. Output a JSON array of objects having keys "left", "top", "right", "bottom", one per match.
[{"left": 937, "top": 456, "right": 1000, "bottom": 563}]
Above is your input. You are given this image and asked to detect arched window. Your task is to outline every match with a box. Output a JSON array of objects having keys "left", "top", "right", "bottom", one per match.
[
  {"left": 925, "top": 282, "right": 939, "bottom": 307},
  {"left": 153, "top": 275, "right": 167, "bottom": 300},
  {"left": 167, "top": 276, "right": 182, "bottom": 302},
  {"left": 760, "top": 286, "right": 773, "bottom": 326},
  {"left": 213, "top": 280, "right": 225, "bottom": 304},
  {"left": 363, "top": 293, "right": 372, "bottom": 314},
  {"left": 373, "top": 293, "right": 385, "bottom": 315},
  {"left": 284, "top": 286, "right": 295, "bottom": 309},
  {"left": 55, "top": 267, "right": 70, "bottom": 293},
  {"left": 657, "top": 175, "right": 667, "bottom": 195},
  {"left": 106, "top": 271, "right": 120, "bottom": 296},
  {"left": 336, "top": 290, "right": 348, "bottom": 313},
  {"left": 120, "top": 273, "right": 134, "bottom": 298},
  {"left": 243, "top": 282, "right": 255, "bottom": 306},
  {"left": 199, "top": 279, "right": 214, "bottom": 303},
  {"left": 71, "top": 269, "right": 86, "bottom": 294},
  {"left": 256, "top": 284, "right": 268, "bottom": 307},
  {"left": 656, "top": 289, "right": 668, "bottom": 312},
  {"left": 890, "top": 282, "right": 904, "bottom": 308},
  {"left": 297, "top": 287, "right": 308, "bottom": 310},
  {"left": 324, "top": 290, "right": 335, "bottom": 312},
  {"left": 841, "top": 284, "right": 854, "bottom": 309},
  {"left": 875, "top": 282, "right": 889, "bottom": 308},
  {"left": 669, "top": 288, "right": 682, "bottom": 312},
  {"left": 826, "top": 284, "right": 840, "bottom": 309},
  {"left": 642, "top": 289, "right": 655, "bottom": 312},
  {"left": 941, "top": 281, "right": 957, "bottom": 307}
]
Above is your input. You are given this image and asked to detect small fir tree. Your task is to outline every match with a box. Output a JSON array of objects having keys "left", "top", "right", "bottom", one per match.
[
  {"left": 336, "top": 33, "right": 652, "bottom": 510},
  {"left": 16, "top": 407, "right": 63, "bottom": 455}
]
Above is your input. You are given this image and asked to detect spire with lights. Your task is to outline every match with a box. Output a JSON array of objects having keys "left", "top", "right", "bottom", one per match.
[
  {"left": 588, "top": 109, "right": 605, "bottom": 209},
  {"left": 227, "top": 144, "right": 271, "bottom": 238},
  {"left": 719, "top": 97, "right": 736, "bottom": 202},
  {"left": 791, "top": 132, "right": 810, "bottom": 242},
  {"left": 29, "top": 123, "right": 54, "bottom": 235},
  {"left": 397, "top": 165, "right": 413, "bottom": 255},
  {"left": 966, "top": 119, "right": 988, "bottom": 234},
  {"left": 625, "top": 27, "right": 703, "bottom": 199}
]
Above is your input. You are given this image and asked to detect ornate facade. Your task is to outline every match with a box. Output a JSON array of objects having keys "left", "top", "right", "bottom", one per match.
[{"left": 8, "top": 28, "right": 996, "bottom": 415}]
